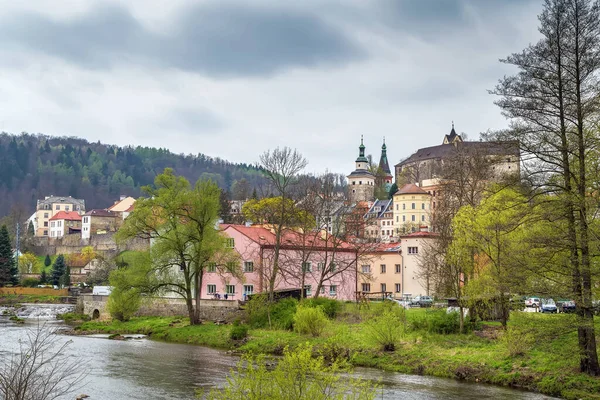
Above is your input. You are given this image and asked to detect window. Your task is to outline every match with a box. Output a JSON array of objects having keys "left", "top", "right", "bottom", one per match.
[
  {"left": 361, "top": 283, "right": 371, "bottom": 292},
  {"left": 207, "top": 262, "right": 217, "bottom": 273},
  {"left": 65, "top": 206, "right": 70, "bottom": 211},
  {"left": 395, "top": 283, "right": 401, "bottom": 293},
  {"left": 44, "top": 222, "right": 48, "bottom": 227},
  {"left": 396, "top": 204, "right": 398, "bottom": 210},
  {"left": 44, "top": 213, "right": 49, "bottom": 218},
  {"left": 408, "top": 246, "right": 418, "bottom": 255},
  {"left": 380, "top": 264, "right": 386, "bottom": 274},
  {"left": 396, "top": 216, "right": 398, "bottom": 222},
  {"left": 402, "top": 203, "right": 405, "bottom": 210},
  {"left": 43, "top": 230, "right": 48, "bottom": 236},
  {"left": 421, "top": 215, "right": 425, "bottom": 222},
  {"left": 329, "top": 262, "right": 336, "bottom": 272},
  {"left": 381, "top": 230, "right": 384, "bottom": 236},
  {"left": 412, "top": 215, "right": 416, "bottom": 222},
  {"left": 83, "top": 217, "right": 88, "bottom": 223},
  {"left": 50, "top": 222, "right": 55, "bottom": 227},
  {"left": 207, "top": 284, "right": 216, "bottom": 294},
  {"left": 317, "top": 262, "right": 325, "bottom": 271},
  {"left": 329, "top": 285, "right": 337, "bottom": 296},
  {"left": 359, "top": 181, "right": 362, "bottom": 185},
  {"left": 381, "top": 283, "right": 387, "bottom": 293},
  {"left": 304, "top": 285, "right": 312, "bottom": 297},
  {"left": 225, "top": 285, "right": 236, "bottom": 295},
  {"left": 226, "top": 238, "right": 235, "bottom": 248},
  {"left": 361, "top": 265, "right": 371, "bottom": 273},
  {"left": 421, "top": 203, "right": 425, "bottom": 209},
  {"left": 352, "top": 181, "right": 355, "bottom": 185},
  {"left": 302, "top": 262, "right": 312, "bottom": 272},
  {"left": 243, "top": 285, "right": 254, "bottom": 295},
  {"left": 395, "top": 264, "right": 401, "bottom": 273},
  {"left": 244, "top": 261, "right": 254, "bottom": 273},
  {"left": 411, "top": 203, "right": 415, "bottom": 209},
  {"left": 56, "top": 205, "right": 60, "bottom": 210},
  {"left": 320, "top": 286, "right": 325, "bottom": 294}
]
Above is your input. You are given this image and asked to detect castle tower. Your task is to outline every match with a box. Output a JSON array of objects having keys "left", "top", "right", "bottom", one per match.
[
  {"left": 347, "top": 136, "right": 375, "bottom": 203},
  {"left": 378, "top": 138, "right": 393, "bottom": 186}
]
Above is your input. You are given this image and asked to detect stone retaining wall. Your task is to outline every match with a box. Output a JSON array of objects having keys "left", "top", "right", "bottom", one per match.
[{"left": 80, "top": 295, "right": 242, "bottom": 321}]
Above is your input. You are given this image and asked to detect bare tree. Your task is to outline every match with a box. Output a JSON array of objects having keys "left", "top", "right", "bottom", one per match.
[
  {"left": 259, "top": 147, "right": 308, "bottom": 301},
  {"left": 0, "top": 325, "right": 87, "bottom": 400},
  {"left": 491, "top": 0, "right": 600, "bottom": 375}
]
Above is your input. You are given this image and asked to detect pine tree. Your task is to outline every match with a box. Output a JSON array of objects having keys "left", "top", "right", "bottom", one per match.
[
  {"left": 388, "top": 183, "right": 398, "bottom": 199},
  {"left": 44, "top": 254, "right": 51, "bottom": 267},
  {"left": 27, "top": 221, "right": 34, "bottom": 236},
  {"left": 61, "top": 263, "right": 70, "bottom": 288},
  {"left": 0, "top": 225, "right": 16, "bottom": 286},
  {"left": 40, "top": 269, "right": 47, "bottom": 284},
  {"left": 51, "top": 255, "right": 66, "bottom": 287}
]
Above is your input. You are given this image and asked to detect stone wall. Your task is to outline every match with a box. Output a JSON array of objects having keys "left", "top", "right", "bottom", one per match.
[
  {"left": 32, "top": 232, "right": 149, "bottom": 256},
  {"left": 80, "top": 295, "right": 242, "bottom": 321},
  {"left": 0, "top": 287, "right": 69, "bottom": 296}
]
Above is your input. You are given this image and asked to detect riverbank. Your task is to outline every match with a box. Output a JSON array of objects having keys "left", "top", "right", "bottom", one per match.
[
  {"left": 0, "top": 293, "right": 66, "bottom": 305},
  {"left": 75, "top": 304, "right": 600, "bottom": 400}
]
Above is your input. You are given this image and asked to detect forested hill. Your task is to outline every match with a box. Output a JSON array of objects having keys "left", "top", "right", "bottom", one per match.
[{"left": 0, "top": 132, "right": 268, "bottom": 217}]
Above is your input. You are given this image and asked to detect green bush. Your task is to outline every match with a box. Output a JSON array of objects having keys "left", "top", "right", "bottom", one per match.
[
  {"left": 56, "top": 312, "right": 91, "bottom": 322},
  {"left": 230, "top": 323, "right": 249, "bottom": 340},
  {"left": 410, "top": 310, "right": 474, "bottom": 334},
  {"left": 301, "top": 297, "right": 341, "bottom": 319},
  {"left": 366, "top": 309, "right": 405, "bottom": 351},
  {"left": 107, "top": 287, "right": 141, "bottom": 322},
  {"left": 21, "top": 278, "right": 40, "bottom": 287},
  {"left": 294, "top": 305, "right": 328, "bottom": 337},
  {"left": 502, "top": 326, "right": 535, "bottom": 357},
  {"left": 247, "top": 295, "right": 298, "bottom": 330}
]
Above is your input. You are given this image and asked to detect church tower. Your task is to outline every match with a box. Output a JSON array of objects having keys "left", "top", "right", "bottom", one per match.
[
  {"left": 347, "top": 136, "right": 375, "bottom": 203},
  {"left": 378, "top": 138, "right": 393, "bottom": 185}
]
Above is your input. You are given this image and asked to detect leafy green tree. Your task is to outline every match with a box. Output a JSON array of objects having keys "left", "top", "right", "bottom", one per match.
[
  {"left": 18, "top": 252, "right": 40, "bottom": 274},
  {"left": 0, "top": 225, "right": 17, "bottom": 286},
  {"left": 206, "top": 344, "right": 378, "bottom": 400},
  {"left": 51, "top": 255, "right": 66, "bottom": 287},
  {"left": 116, "top": 168, "right": 240, "bottom": 325},
  {"left": 44, "top": 255, "right": 51, "bottom": 268}
]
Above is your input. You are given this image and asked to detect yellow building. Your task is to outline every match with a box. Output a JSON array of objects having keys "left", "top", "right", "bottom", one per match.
[
  {"left": 392, "top": 184, "right": 432, "bottom": 235},
  {"left": 34, "top": 196, "right": 85, "bottom": 237}
]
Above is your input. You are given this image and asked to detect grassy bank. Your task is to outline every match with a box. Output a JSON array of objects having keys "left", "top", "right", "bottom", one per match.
[
  {"left": 0, "top": 294, "right": 65, "bottom": 305},
  {"left": 76, "top": 303, "right": 600, "bottom": 400}
]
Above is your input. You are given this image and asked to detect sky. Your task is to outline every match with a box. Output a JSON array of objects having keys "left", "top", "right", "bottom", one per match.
[{"left": 0, "top": 0, "right": 543, "bottom": 175}]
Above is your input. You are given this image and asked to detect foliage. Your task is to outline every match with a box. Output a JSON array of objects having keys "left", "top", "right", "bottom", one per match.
[
  {"left": 242, "top": 197, "right": 313, "bottom": 227},
  {"left": 107, "top": 287, "right": 141, "bottom": 322},
  {"left": 18, "top": 252, "right": 40, "bottom": 274},
  {"left": 39, "top": 270, "right": 48, "bottom": 284},
  {"left": 0, "top": 225, "right": 18, "bottom": 286},
  {"left": 116, "top": 168, "right": 240, "bottom": 325},
  {"left": 410, "top": 310, "right": 473, "bottom": 335},
  {"left": 56, "top": 312, "right": 91, "bottom": 323},
  {"left": 366, "top": 309, "right": 405, "bottom": 351},
  {"left": 206, "top": 344, "right": 378, "bottom": 400},
  {"left": 229, "top": 321, "right": 249, "bottom": 341},
  {"left": 246, "top": 295, "right": 298, "bottom": 330},
  {"left": 293, "top": 305, "right": 328, "bottom": 337},
  {"left": 44, "top": 255, "right": 51, "bottom": 267},
  {"left": 50, "top": 255, "right": 66, "bottom": 287},
  {"left": 301, "top": 297, "right": 341, "bottom": 319},
  {"left": 0, "top": 325, "right": 87, "bottom": 400},
  {"left": 0, "top": 133, "right": 269, "bottom": 218},
  {"left": 106, "top": 257, "right": 148, "bottom": 321},
  {"left": 60, "top": 262, "right": 70, "bottom": 288},
  {"left": 21, "top": 278, "right": 40, "bottom": 288}
]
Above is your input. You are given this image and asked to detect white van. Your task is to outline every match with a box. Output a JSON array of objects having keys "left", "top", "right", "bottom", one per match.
[{"left": 92, "top": 286, "right": 112, "bottom": 295}]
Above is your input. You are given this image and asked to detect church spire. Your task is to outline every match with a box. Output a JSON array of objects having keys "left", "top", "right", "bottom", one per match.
[
  {"left": 356, "top": 135, "right": 368, "bottom": 163},
  {"left": 378, "top": 137, "right": 391, "bottom": 174}
]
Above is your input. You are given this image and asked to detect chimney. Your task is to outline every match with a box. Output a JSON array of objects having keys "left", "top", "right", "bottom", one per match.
[{"left": 120, "top": 195, "right": 126, "bottom": 201}]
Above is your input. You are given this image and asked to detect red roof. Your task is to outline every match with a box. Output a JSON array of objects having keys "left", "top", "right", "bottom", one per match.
[
  {"left": 394, "top": 183, "right": 429, "bottom": 196},
  {"left": 124, "top": 204, "right": 135, "bottom": 212},
  {"left": 225, "top": 224, "right": 355, "bottom": 251},
  {"left": 49, "top": 211, "right": 82, "bottom": 221},
  {"left": 371, "top": 242, "right": 402, "bottom": 252}
]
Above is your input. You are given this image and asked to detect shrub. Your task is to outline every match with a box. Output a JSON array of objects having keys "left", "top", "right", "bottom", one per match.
[
  {"left": 247, "top": 295, "right": 298, "bottom": 330},
  {"left": 230, "top": 323, "right": 249, "bottom": 340},
  {"left": 501, "top": 326, "right": 535, "bottom": 357},
  {"left": 107, "top": 288, "right": 141, "bottom": 322},
  {"left": 301, "top": 297, "right": 341, "bottom": 319},
  {"left": 409, "top": 310, "right": 474, "bottom": 334},
  {"left": 21, "top": 278, "right": 40, "bottom": 288},
  {"left": 56, "top": 312, "right": 91, "bottom": 323},
  {"left": 294, "top": 305, "right": 328, "bottom": 337},
  {"left": 366, "top": 310, "right": 405, "bottom": 351}
]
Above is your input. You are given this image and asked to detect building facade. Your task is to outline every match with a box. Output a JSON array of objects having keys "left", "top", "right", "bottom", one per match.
[
  {"left": 392, "top": 184, "right": 432, "bottom": 235},
  {"left": 347, "top": 137, "right": 375, "bottom": 204},
  {"left": 34, "top": 196, "right": 85, "bottom": 236},
  {"left": 81, "top": 209, "right": 120, "bottom": 239},
  {"left": 48, "top": 211, "right": 82, "bottom": 238}
]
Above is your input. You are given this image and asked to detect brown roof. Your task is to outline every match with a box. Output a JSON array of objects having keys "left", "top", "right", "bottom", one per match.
[
  {"left": 49, "top": 211, "right": 82, "bottom": 221},
  {"left": 394, "top": 183, "right": 428, "bottom": 196},
  {"left": 83, "top": 209, "right": 118, "bottom": 218}
]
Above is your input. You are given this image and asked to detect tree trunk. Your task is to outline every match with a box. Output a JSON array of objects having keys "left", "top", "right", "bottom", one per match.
[{"left": 193, "top": 270, "right": 203, "bottom": 325}]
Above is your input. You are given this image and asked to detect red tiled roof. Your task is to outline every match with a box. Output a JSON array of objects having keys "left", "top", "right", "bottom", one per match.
[
  {"left": 49, "top": 211, "right": 82, "bottom": 221},
  {"left": 394, "top": 183, "right": 429, "bottom": 196}
]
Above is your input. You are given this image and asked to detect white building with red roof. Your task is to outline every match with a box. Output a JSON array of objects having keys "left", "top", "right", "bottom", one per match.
[{"left": 49, "top": 211, "right": 82, "bottom": 238}]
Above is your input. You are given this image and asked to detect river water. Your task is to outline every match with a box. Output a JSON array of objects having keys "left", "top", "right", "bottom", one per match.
[{"left": 0, "top": 306, "right": 559, "bottom": 400}]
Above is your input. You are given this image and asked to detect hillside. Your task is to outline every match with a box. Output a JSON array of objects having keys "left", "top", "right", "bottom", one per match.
[{"left": 0, "top": 132, "right": 268, "bottom": 218}]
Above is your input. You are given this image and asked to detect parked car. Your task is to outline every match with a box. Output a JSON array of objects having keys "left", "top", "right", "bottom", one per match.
[
  {"left": 541, "top": 298, "right": 557, "bottom": 313},
  {"left": 410, "top": 295, "right": 433, "bottom": 308},
  {"left": 560, "top": 300, "right": 576, "bottom": 313},
  {"left": 525, "top": 297, "right": 541, "bottom": 309}
]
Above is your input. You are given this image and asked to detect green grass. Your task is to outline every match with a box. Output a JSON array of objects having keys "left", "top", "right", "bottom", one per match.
[
  {"left": 75, "top": 303, "right": 600, "bottom": 399},
  {"left": 37, "top": 255, "right": 57, "bottom": 273},
  {"left": 0, "top": 294, "right": 64, "bottom": 304}
]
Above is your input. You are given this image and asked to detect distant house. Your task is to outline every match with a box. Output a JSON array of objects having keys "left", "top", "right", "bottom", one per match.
[
  {"left": 364, "top": 199, "right": 393, "bottom": 240},
  {"left": 81, "top": 209, "right": 120, "bottom": 239},
  {"left": 67, "top": 255, "right": 102, "bottom": 283},
  {"left": 34, "top": 196, "right": 85, "bottom": 237},
  {"left": 121, "top": 203, "right": 134, "bottom": 220},
  {"left": 49, "top": 211, "right": 83, "bottom": 238},
  {"left": 108, "top": 196, "right": 136, "bottom": 215}
]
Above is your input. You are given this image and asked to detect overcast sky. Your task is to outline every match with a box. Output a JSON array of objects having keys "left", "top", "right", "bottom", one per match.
[{"left": 0, "top": 0, "right": 542, "bottom": 174}]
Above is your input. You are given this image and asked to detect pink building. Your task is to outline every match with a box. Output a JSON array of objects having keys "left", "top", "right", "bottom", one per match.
[{"left": 201, "top": 225, "right": 359, "bottom": 301}]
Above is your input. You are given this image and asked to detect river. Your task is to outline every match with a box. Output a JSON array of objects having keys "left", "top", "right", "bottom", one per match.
[{"left": 0, "top": 305, "right": 559, "bottom": 400}]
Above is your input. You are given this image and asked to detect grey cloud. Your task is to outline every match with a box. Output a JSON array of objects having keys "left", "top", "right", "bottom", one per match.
[
  {"left": 0, "top": 4, "right": 365, "bottom": 78},
  {"left": 159, "top": 107, "right": 225, "bottom": 133}
]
